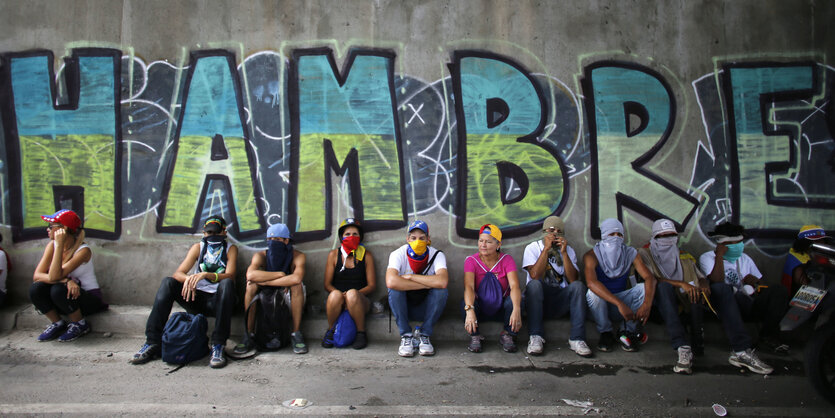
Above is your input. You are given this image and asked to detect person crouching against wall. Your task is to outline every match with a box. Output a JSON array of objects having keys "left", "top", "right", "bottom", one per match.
[
  {"left": 462, "top": 224, "right": 523, "bottom": 353},
  {"left": 30, "top": 209, "right": 108, "bottom": 342}
]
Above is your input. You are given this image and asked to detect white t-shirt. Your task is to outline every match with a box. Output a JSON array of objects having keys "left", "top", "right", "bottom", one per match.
[
  {"left": 522, "top": 240, "right": 578, "bottom": 287},
  {"left": 387, "top": 244, "right": 447, "bottom": 276},
  {"left": 0, "top": 250, "right": 7, "bottom": 293},
  {"left": 699, "top": 251, "right": 762, "bottom": 291}
]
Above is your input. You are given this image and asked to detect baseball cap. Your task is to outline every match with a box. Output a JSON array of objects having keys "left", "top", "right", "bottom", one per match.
[
  {"left": 798, "top": 225, "right": 825, "bottom": 240},
  {"left": 203, "top": 216, "right": 227, "bottom": 234},
  {"left": 479, "top": 224, "right": 502, "bottom": 243},
  {"left": 408, "top": 220, "right": 429, "bottom": 235},
  {"left": 267, "top": 223, "right": 291, "bottom": 239},
  {"left": 651, "top": 219, "right": 677, "bottom": 238},
  {"left": 41, "top": 209, "right": 81, "bottom": 232}
]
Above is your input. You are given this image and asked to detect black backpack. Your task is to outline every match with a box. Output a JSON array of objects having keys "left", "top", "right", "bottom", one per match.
[
  {"left": 161, "top": 312, "right": 209, "bottom": 364},
  {"left": 244, "top": 287, "right": 292, "bottom": 351}
]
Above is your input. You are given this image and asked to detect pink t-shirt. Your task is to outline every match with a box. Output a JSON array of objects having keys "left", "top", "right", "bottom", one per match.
[{"left": 465, "top": 252, "right": 518, "bottom": 297}]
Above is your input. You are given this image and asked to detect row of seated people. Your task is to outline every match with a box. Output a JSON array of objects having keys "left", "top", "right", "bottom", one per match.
[{"left": 25, "top": 209, "right": 827, "bottom": 374}]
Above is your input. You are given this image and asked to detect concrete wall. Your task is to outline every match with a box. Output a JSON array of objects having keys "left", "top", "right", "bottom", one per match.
[{"left": 1, "top": 0, "right": 833, "bottom": 310}]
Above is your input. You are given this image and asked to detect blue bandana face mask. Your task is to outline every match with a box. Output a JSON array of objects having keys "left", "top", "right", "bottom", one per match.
[{"left": 723, "top": 242, "right": 745, "bottom": 263}]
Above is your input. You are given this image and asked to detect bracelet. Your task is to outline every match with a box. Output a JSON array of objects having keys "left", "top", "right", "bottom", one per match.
[{"left": 213, "top": 272, "right": 219, "bottom": 283}]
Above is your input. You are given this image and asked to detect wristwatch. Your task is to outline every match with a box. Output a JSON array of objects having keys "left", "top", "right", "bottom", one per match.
[{"left": 464, "top": 304, "right": 474, "bottom": 312}]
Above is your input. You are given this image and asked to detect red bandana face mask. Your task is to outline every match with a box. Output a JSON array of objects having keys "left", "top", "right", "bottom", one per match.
[{"left": 341, "top": 235, "right": 361, "bottom": 253}]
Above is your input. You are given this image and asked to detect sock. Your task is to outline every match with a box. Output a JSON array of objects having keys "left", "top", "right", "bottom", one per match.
[{"left": 53, "top": 319, "right": 65, "bottom": 326}]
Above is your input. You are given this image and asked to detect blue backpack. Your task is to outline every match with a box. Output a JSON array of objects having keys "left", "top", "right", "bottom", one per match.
[
  {"left": 162, "top": 312, "right": 209, "bottom": 364},
  {"left": 333, "top": 309, "right": 357, "bottom": 348},
  {"left": 472, "top": 254, "right": 507, "bottom": 317}
]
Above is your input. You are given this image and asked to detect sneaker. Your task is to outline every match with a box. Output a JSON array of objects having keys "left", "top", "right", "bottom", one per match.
[
  {"left": 674, "top": 345, "right": 693, "bottom": 375},
  {"left": 58, "top": 321, "right": 90, "bottom": 342},
  {"left": 291, "top": 331, "right": 308, "bottom": 354},
  {"left": 569, "top": 339, "right": 593, "bottom": 358},
  {"left": 322, "top": 328, "right": 335, "bottom": 348},
  {"left": 37, "top": 321, "right": 66, "bottom": 342},
  {"left": 619, "top": 331, "right": 638, "bottom": 352},
  {"left": 418, "top": 334, "right": 435, "bottom": 356},
  {"left": 129, "top": 343, "right": 161, "bottom": 365},
  {"left": 230, "top": 338, "right": 256, "bottom": 359},
  {"left": 597, "top": 331, "right": 615, "bottom": 352},
  {"left": 499, "top": 331, "right": 517, "bottom": 353},
  {"left": 759, "top": 337, "right": 790, "bottom": 355},
  {"left": 729, "top": 348, "right": 773, "bottom": 375},
  {"left": 398, "top": 334, "right": 415, "bottom": 357},
  {"left": 209, "top": 344, "right": 227, "bottom": 368},
  {"left": 635, "top": 330, "right": 648, "bottom": 345},
  {"left": 468, "top": 335, "right": 484, "bottom": 353},
  {"left": 527, "top": 335, "right": 545, "bottom": 356},
  {"left": 353, "top": 331, "right": 368, "bottom": 350}
]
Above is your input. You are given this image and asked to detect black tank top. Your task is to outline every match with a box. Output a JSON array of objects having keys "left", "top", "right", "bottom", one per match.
[{"left": 333, "top": 250, "right": 367, "bottom": 292}]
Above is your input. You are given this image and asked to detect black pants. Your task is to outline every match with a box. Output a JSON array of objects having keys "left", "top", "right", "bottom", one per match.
[
  {"left": 145, "top": 277, "right": 235, "bottom": 346},
  {"left": 29, "top": 281, "right": 107, "bottom": 316},
  {"left": 734, "top": 286, "right": 789, "bottom": 338}
]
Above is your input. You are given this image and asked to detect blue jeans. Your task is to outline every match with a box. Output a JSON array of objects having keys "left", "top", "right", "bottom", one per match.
[
  {"left": 691, "top": 282, "right": 754, "bottom": 352},
  {"left": 524, "top": 280, "right": 587, "bottom": 341},
  {"left": 388, "top": 288, "right": 448, "bottom": 337},
  {"left": 653, "top": 281, "right": 691, "bottom": 350},
  {"left": 586, "top": 283, "right": 645, "bottom": 334},
  {"left": 460, "top": 296, "right": 516, "bottom": 336}
]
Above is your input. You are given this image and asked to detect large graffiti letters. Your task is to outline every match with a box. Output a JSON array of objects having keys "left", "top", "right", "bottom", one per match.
[
  {"left": 157, "top": 50, "right": 265, "bottom": 238},
  {"left": 582, "top": 62, "right": 699, "bottom": 238},
  {"left": 288, "top": 48, "right": 406, "bottom": 241},
  {"left": 449, "top": 51, "right": 567, "bottom": 239},
  {"left": 0, "top": 48, "right": 122, "bottom": 240}
]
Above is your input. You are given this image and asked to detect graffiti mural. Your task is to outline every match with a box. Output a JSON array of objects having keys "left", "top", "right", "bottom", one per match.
[{"left": 1, "top": 46, "right": 833, "bottom": 246}]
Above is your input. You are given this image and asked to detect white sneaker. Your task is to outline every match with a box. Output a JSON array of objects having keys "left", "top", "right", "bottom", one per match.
[
  {"left": 729, "top": 348, "right": 773, "bottom": 375},
  {"left": 569, "top": 339, "right": 592, "bottom": 358},
  {"left": 673, "top": 345, "right": 693, "bottom": 374},
  {"left": 527, "top": 335, "right": 545, "bottom": 355},
  {"left": 398, "top": 334, "right": 415, "bottom": 357},
  {"left": 418, "top": 334, "right": 435, "bottom": 356}
]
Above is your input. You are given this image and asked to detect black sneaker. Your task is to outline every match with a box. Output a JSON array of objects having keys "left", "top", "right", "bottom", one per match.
[
  {"left": 130, "top": 343, "right": 161, "bottom": 365},
  {"left": 598, "top": 331, "right": 615, "bottom": 352},
  {"left": 230, "top": 338, "right": 257, "bottom": 359},
  {"left": 353, "top": 331, "right": 368, "bottom": 350},
  {"left": 291, "top": 331, "right": 308, "bottom": 354},
  {"left": 209, "top": 344, "right": 227, "bottom": 368},
  {"left": 322, "top": 329, "right": 335, "bottom": 348},
  {"left": 619, "top": 331, "right": 638, "bottom": 352},
  {"left": 691, "top": 328, "right": 705, "bottom": 357}
]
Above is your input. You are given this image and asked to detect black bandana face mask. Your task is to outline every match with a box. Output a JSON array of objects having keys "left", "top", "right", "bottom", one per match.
[{"left": 266, "top": 239, "right": 293, "bottom": 273}]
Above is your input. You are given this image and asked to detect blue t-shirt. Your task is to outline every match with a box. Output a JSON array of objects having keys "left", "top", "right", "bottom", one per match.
[{"left": 595, "top": 265, "right": 629, "bottom": 294}]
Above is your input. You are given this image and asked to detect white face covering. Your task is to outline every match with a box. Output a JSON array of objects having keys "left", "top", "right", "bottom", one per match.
[
  {"left": 650, "top": 235, "right": 682, "bottom": 282},
  {"left": 593, "top": 234, "right": 637, "bottom": 278}
]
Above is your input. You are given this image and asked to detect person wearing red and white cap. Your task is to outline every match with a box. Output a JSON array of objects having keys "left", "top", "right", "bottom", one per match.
[{"left": 30, "top": 209, "right": 108, "bottom": 343}]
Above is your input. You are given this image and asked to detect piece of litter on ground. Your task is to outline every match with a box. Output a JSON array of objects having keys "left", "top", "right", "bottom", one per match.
[
  {"left": 563, "top": 399, "right": 594, "bottom": 408},
  {"left": 348, "top": 405, "right": 356, "bottom": 410},
  {"left": 106, "top": 352, "right": 113, "bottom": 357},
  {"left": 281, "top": 399, "right": 311, "bottom": 409},
  {"left": 712, "top": 403, "right": 727, "bottom": 416},
  {"left": 102, "top": 332, "right": 112, "bottom": 338}
]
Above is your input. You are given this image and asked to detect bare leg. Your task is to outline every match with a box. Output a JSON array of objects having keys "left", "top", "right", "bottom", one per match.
[
  {"left": 345, "top": 289, "right": 370, "bottom": 332},
  {"left": 44, "top": 310, "right": 62, "bottom": 323},
  {"left": 243, "top": 282, "right": 260, "bottom": 333},
  {"left": 326, "top": 290, "right": 345, "bottom": 329},
  {"left": 67, "top": 310, "right": 82, "bottom": 323},
  {"left": 290, "top": 283, "right": 304, "bottom": 332}
]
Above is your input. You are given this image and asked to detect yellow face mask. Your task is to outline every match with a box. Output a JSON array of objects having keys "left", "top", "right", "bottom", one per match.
[{"left": 408, "top": 239, "right": 430, "bottom": 256}]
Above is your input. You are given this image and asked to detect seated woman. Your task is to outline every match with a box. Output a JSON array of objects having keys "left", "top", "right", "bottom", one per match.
[
  {"left": 322, "top": 218, "right": 376, "bottom": 349},
  {"left": 782, "top": 225, "right": 827, "bottom": 297},
  {"left": 462, "top": 224, "right": 522, "bottom": 353},
  {"left": 29, "top": 210, "right": 108, "bottom": 342}
]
